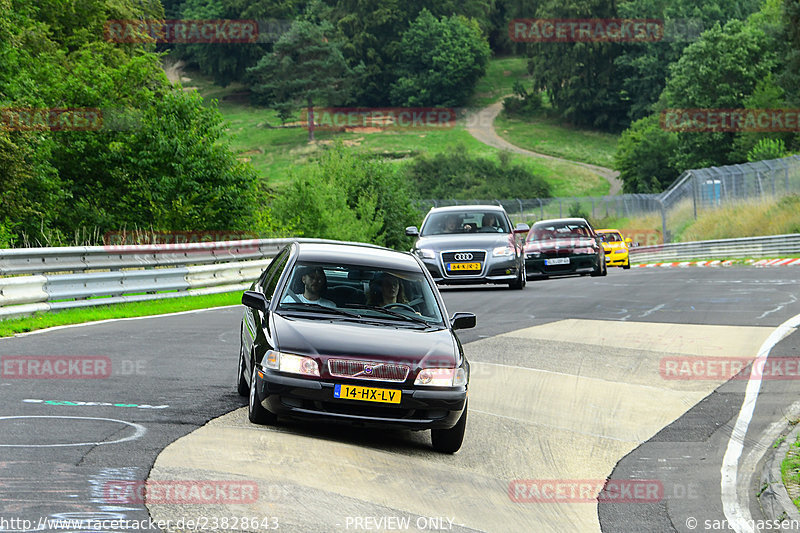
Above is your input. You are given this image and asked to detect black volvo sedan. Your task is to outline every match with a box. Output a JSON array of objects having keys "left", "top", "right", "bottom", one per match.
[{"left": 237, "top": 241, "right": 476, "bottom": 453}]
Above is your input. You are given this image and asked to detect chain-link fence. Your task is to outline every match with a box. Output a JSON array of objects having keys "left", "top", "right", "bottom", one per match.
[{"left": 415, "top": 155, "right": 800, "bottom": 243}]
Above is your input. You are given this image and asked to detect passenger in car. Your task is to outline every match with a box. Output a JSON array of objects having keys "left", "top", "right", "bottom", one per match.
[{"left": 282, "top": 266, "right": 336, "bottom": 307}]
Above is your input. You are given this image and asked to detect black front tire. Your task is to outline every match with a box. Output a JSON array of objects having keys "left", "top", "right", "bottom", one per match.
[
  {"left": 623, "top": 258, "right": 631, "bottom": 270},
  {"left": 431, "top": 401, "right": 467, "bottom": 454},
  {"left": 248, "top": 364, "right": 277, "bottom": 425},
  {"left": 237, "top": 338, "right": 249, "bottom": 397},
  {"left": 508, "top": 262, "right": 526, "bottom": 290}
]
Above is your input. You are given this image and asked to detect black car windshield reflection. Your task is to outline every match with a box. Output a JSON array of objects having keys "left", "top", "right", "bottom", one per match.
[
  {"left": 277, "top": 262, "right": 445, "bottom": 326},
  {"left": 530, "top": 223, "right": 592, "bottom": 240},
  {"left": 421, "top": 211, "right": 511, "bottom": 236}
]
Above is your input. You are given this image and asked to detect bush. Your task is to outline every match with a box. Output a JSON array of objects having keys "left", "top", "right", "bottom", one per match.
[
  {"left": 404, "top": 145, "right": 551, "bottom": 199},
  {"left": 272, "top": 146, "right": 418, "bottom": 249},
  {"left": 502, "top": 80, "right": 543, "bottom": 118},
  {"left": 615, "top": 115, "right": 681, "bottom": 193}
]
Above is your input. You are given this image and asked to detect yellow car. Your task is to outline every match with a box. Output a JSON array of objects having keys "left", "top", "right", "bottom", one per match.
[{"left": 596, "top": 229, "right": 632, "bottom": 269}]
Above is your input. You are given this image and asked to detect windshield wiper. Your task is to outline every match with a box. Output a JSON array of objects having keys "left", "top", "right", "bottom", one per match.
[
  {"left": 280, "top": 303, "right": 362, "bottom": 318},
  {"left": 345, "top": 304, "right": 434, "bottom": 327}
]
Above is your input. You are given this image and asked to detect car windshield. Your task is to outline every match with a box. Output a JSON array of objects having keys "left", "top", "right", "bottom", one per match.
[
  {"left": 277, "top": 261, "right": 445, "bottom": 325},
  {"left": 420, "top": 211, "right": 510, "bottom": 236},
  {"left": 529, "top": 222, "right": 592, "bottom": 241},
  {"left": 599, "top": 232, "right": 623, "bottom": 243}
]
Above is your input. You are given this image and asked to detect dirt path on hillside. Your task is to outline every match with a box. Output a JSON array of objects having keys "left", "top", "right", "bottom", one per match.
[{"left": 466, "top": 100, "right": 623, "bottom": 195}]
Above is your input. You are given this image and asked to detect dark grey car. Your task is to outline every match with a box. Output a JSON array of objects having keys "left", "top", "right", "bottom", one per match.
[{"left": 405, "top": 206, "right": 530, "bottom": 289}]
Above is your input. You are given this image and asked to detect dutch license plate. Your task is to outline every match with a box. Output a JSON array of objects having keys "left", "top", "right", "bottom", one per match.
[
  {"left": 545, "top": 257, "right": 570, "bottom": 265},
  {"left": 447, "top": 262, "right": 481, "bottom": 271},
  {"left": 334, "top": 384, "right": 401, "bottom": 404}
]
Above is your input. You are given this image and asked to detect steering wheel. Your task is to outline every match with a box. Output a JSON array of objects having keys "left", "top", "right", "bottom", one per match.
[{"left": 383, "top": 303, "right": 417, "bottom": 312}]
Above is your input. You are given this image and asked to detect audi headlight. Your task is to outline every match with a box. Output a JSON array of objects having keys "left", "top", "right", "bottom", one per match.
[
  {"left": 414, "top": 367, "right": 467, "bottom": 387},
  {"left": 492, "top": 246, "right": 515, "bottom": 257},
  {"left": 415, "top": 248, "right": 436, "bottom": 259},
  {"left": 265, "top": 351, "right": 319, "bottom": 377}
]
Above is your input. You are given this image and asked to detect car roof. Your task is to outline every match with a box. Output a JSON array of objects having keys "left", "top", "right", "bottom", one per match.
[
  {"left": 428, "top": 205, "right": 507, "bottom": 213},
  {"left": 293, "top": 241, "right": 421, "bottom": 271},
  {"left": 532, "top": 217, "right": 590, "bottom": 225}
]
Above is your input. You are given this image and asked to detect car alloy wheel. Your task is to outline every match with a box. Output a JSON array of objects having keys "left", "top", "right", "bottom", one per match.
[{"left": 248, "top": 363, "right": 277, "bottom": 425}]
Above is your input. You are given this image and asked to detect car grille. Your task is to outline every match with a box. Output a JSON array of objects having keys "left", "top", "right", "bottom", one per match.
[
  {"left": 441, "top": 251, "right": 486, "bottom": 276},
  {"left": 540, "top": 249, "right": 571, "bottom": 259},
  {"left": 327, "top": 359, "right": 410, "bottom": 382}
]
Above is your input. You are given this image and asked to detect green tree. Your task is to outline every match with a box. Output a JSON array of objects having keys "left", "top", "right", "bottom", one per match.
[
  {"left": 0, "top": 0, "right": 271, "bottom": 244},
  {"left": 175, "top": 0, "right": 301, "bottom": 86},
  {"left": 660, "top": 18, "right": 780, "bottom": 169},
  {"left": 615, "top": 0, "right": 761, "bottom": 125},
  {"left": 327, "top": 0, "right": 494, "bottom": 106},
  {"left": 390, "top": 10, "right": 490, "bottom": 107},
  {"left": 614, "top": 115, "right": 680, "bottom": 193},
  {"left": 273, "top": 146, "right": 418, "bottom": 249},
  {"left": 248, "top": 19, "right": 361, "bottom": 140},
  {"left": 525, "top": 0, "right": 628, "bottom": 131}
]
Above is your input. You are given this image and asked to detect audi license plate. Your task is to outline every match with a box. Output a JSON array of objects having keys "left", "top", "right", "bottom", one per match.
[
  {"left": 334, "top": 384, "right": 401, "bottom": 404},
  {"left": 545, "top": 257, "right": 570, "bottom": 265},
  {"left": 446, "top": 262, "right": 481, "bottom": 271}
]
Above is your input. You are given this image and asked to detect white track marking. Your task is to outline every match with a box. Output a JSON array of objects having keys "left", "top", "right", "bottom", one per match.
[
  {"left": 0, "top": 416, "right": 147, "bottom": 447},
  {"left": 721, "top": 312, "right": 800, "bottom": 533}
]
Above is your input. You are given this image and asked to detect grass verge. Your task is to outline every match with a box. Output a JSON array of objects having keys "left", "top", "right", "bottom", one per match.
[
  {"left": 0, "top": 292, "right": 241, "bottom": 337},
  {"left": 183, "top": 59, "right": 610, "bottom": 197},
  {"left": 781, "top": 432, "right": 800, "bottom": 510},
  {"left": 494, "top": 111, "right": 619, "bottom": 168}
]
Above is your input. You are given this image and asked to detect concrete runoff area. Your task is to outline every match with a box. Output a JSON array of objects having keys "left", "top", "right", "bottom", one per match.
[{"left": 146, "top": 319, "right": 780, "bottom": 532}]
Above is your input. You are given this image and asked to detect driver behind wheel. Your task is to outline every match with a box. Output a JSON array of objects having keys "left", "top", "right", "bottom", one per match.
[{"left": 367, "top": 272, "right": 407, "bottom": 307}]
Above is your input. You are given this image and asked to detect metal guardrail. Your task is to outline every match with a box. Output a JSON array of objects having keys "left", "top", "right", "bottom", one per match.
[
  {"left": 2, "top": 234, "right": 798, "bottom": 320},
  {"left": 0, "top": 238, "right": 296, "bottom": 320},
  {"left": 629, "top": 234, "right": 800, "bottom": 263}
]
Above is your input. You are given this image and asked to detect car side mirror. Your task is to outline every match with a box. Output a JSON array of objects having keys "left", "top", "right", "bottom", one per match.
[
  {"left": 625, "top": 237, "right": 632, "bottom": 244},
  {"left": 450, "top": 312, "right": 476, "bottom": 330},
  {"left": 513, "top": 223, "right": 530, "bottom": 235},
  {"left": 242, "top": 290, "right": 269, "bottom": 313},
  {"left": 405, "top": 226, "right": 419, "bottom": 237}
]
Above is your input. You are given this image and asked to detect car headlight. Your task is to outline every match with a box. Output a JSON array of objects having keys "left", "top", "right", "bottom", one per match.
[
  {"left": 415, "top": 248, "right": 436, "bottom": 259},
  {"left": 265, "top": 351, "right": 319, "bottom": 377},
  {"left": 526, "top": 251, "right": 541, "bottom": 258},
  {"left": 614, "top": 248, "right": 625, "bottom": 254},
  {"left": 573, "top": 247, "right": 596, "bottom": 254},
  {"left": 414, "top": 367, "right": 467, "bottom": 387},
  {"left": 493, "top": 246, "right": 515, "bottom": 257}
]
